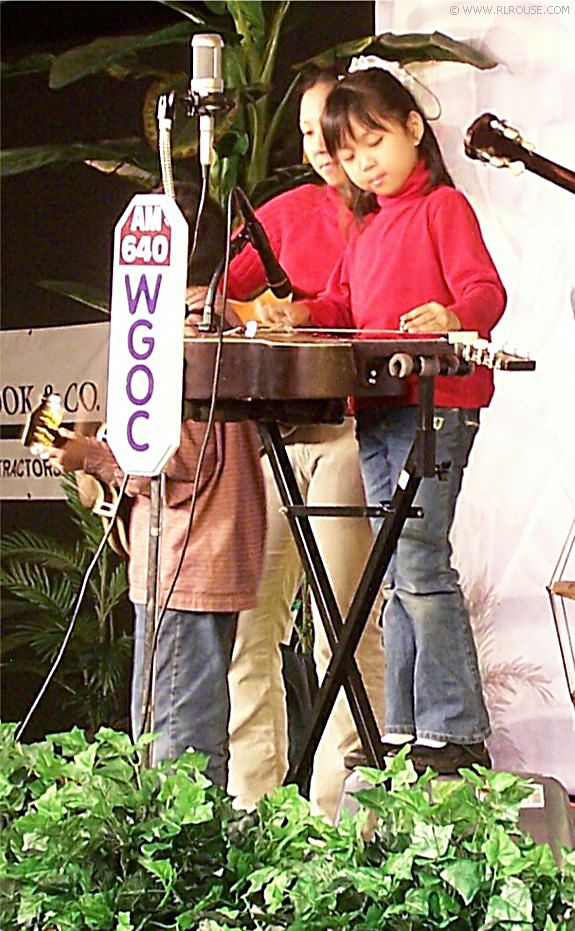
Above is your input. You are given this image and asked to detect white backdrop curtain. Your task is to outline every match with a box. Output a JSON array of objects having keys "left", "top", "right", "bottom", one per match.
[{"left": 375, "top": 0, "right": 575, "bottom": 792}]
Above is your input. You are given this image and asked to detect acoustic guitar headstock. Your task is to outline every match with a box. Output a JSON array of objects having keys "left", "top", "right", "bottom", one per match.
[
  {"left": 21, "top": 392, "right": 64, "bottom": 458},
  {"left": 464, "top": 112, "right": 533, "bottom": 170}
]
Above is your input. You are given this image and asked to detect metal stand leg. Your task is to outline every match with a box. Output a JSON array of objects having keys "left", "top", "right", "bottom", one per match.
[
  {"left": 259, "top": 421, "right": 385, "bottom": 770},
  {"left": 262, "top": 377, "right": 438, "bottom": 792}
]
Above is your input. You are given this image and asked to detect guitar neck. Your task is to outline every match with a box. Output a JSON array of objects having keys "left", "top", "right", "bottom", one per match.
[{"left": 520, "top": 149, "right": 575, "bottom": 195}]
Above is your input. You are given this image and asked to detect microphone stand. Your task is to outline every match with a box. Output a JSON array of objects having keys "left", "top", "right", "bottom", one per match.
[{"left": 141, "top": 472, "right": 164, "bottom": 766}]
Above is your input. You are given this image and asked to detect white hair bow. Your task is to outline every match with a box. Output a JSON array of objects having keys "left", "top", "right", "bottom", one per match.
[{"left": 347, "top": 55, "right": 441, "bottom": 121}]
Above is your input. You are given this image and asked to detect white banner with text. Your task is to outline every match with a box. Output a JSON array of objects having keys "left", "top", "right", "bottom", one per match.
[{"left": 0, "top": 322, "right": 110, "bottom": 499}]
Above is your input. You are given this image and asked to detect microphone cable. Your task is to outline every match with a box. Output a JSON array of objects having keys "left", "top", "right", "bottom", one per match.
[{"left": 14, "top": 472, "right": 130, "bottom": 743}]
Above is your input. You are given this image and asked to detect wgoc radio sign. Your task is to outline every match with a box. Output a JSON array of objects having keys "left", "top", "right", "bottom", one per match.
[{"left": 107, "top": 194, "right": 188, "bottom": 476}]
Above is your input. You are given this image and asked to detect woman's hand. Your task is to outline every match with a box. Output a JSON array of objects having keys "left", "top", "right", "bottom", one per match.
[
  {"left": 399, "top": 302, "right": 462, "bottom": 333},
  {"left": 252, "top": 297, "right": 311, "bottom": 327}
]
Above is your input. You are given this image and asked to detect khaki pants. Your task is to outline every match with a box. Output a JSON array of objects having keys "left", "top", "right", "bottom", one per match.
[{"left": 227, "top": 419, "right": 385, "bottom": 822}]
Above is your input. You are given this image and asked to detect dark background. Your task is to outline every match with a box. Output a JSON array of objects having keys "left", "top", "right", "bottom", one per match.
[
  {"left": 1, "top": 1, "right": 375, "bottom": 735},
  {"left": 1, "top": 2, "right": 375, "bottom": 333}
]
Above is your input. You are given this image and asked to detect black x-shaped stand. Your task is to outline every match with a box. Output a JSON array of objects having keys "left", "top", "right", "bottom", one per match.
[{"left": 257, "top": 376, "right": 438, "bottom": 789}]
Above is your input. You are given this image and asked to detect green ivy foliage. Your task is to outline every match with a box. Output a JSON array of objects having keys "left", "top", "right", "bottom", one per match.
[{"left": 1, "top": 726, "right": 574, "bottom": 930}]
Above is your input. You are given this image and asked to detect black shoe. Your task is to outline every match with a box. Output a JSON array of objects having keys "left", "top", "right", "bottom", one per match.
[
  {"left": 344, "top": 741, "right": 413, "bottom": 770},
  {"left": 411, "top": 741, "right": 491, "bottom": 775}
]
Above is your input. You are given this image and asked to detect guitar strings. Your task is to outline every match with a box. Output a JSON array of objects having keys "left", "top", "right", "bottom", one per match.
[{"left": 15, "top": 472, "right": 131, "bottom": 743}]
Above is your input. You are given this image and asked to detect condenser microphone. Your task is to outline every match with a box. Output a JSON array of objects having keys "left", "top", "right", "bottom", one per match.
[
  {"left": 233, "top": 187, "right": 292, "bottom": 299},
  {"left": 190, "top": 33, "right": 224, "bottom": 169}
]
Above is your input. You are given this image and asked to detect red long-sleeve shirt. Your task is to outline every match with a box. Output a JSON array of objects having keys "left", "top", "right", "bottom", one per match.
[
  {"left": 308, "top": 160, "right": 507, "bottom": 409},
  {"left": 227, "top": 183, "right": 362, "bottom": 300}
]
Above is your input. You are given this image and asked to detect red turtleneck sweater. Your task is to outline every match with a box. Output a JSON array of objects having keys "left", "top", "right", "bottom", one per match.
[
  {"left": 227, "top": 183, "right": 362, "bottom": 301},
  {"left": 308, "top": 160, "right": 507, "bottom": 409}
]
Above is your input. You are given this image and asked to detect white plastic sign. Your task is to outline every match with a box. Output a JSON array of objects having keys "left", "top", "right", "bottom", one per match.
[{"left": 106, "top": 194, "right": 189, "bottom": 476}]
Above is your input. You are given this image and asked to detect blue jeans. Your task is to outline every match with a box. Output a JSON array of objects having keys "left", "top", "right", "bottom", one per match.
[
  {"left": 356, "top": 406, "right": 490, "bottom": 744},
  {"left": 131, "top": 604, "right": 237, "bottom": 787}
]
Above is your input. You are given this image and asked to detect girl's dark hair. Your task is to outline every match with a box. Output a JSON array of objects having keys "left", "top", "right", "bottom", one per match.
[
  {"left": 296, "top": 63, "right": 377, "bottom": 216},
  {"left": 321, "top": 68, "right": 454, "bottom": 199}
]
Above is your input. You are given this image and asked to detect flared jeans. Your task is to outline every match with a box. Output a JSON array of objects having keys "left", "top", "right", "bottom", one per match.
[{"left": 356, "top": 406, "right": 490, "bottom": 745}]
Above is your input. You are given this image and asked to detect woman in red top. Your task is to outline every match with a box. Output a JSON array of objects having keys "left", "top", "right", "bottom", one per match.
[
  {"left": 261, "top": 67, "right": 507, "bottom": 775},
  {"left": 226, "top": 68, "right": 385, "bottom": 821}
]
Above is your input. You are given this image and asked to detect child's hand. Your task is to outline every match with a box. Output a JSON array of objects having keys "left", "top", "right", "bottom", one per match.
[
  {"left": 400, "top": 302, "right": 462, "bottom": 333},
  {"left": 47, "top": 431, "right": 90, "bottom": 472}
]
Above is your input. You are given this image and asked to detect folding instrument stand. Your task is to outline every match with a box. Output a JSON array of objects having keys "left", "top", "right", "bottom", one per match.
[{"left": 258, "top": 375, "right": 439, "bottom": 790}]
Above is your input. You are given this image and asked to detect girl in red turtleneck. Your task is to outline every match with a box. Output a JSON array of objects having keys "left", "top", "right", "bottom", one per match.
[{"left": 261, "top": 68, "right": 506, "bottom": 776}]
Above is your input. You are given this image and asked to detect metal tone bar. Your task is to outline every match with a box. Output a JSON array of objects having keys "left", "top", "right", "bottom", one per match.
[{"left": 259, "top": 422, "right": 385, "bottom": 771}]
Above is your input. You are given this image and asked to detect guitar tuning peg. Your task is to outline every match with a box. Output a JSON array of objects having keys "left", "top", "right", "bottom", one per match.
[
  {"left": 508, "top": 161, "right": 526, "bottom": 177},
  {"left": 486, "top": 154, "right": 510, "bottom": 169}
]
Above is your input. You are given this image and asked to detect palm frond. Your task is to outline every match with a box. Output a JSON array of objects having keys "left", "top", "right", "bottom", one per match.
[
  {"left": 1, "top": 613, "right": 83, "bottom": 662},
  {"left": 0, "top": 563, "right": 76, "bottom": 616},
  {"left": 0, "top": 530, "right": 84, "bottom": 575}
]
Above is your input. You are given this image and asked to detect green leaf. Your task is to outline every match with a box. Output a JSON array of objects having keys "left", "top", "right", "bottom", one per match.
[
  {"left": 1, "top": 529, "right": 88, "bottom": 574},
  {"left": 299, "top": 30, "right": 498, "bottom": 71},
  {"left": 410, "top": 821, "right": 454, "bottom": 859},
  {"left": 1, "top": 53, "right": 56, "bottom": 78},
  {"left": 203, "top": 1, "right": 229, "bottom": 14},
  {"left": 263, "top": 871, "right": 291, "bottom": 912},
  {"left": 141, "top": 857, "right": 176, "bottom": 891},
  {"left": 78, "top": 892, "right": 114, "bottom": 928},
  {"left": 482, "top": 825, "right": 524, "bottom": 872},
  {"left": 215, "top": 130, "right": 250, "bottom": 159},
  {"left": 227, "top": 1, "right": 267, "bottom": 47},
  {"left": 115, "top": 913, "right": 134, "bottom": 931},
  {"left": 0, "top": 139, "right": 147, "bottom": 177},
  {"left": 484, "top": 877, "right": 533, "bottom": 925},
  {"left": 36, "top": 280, "right": 110, "bottom": 313},
  {"left": 48, "top": 23, "right": 194, "bottom": 89},
  {"left": 441, "top": 859, "right": 483, "bottom": 904}
]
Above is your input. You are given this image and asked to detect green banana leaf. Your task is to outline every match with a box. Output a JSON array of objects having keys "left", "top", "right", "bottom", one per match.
[
  {"left": 36, "top": 281, "right": 110, "bottom": 313},
  {"left": 1, "top": 53, "right": 56, "bottom": 78},
  {"left": 0, "top": 139, "right": 162, "bottom": 178},
  {"left": 299, "top": 31, "right": 497, "bottom": 70},
  {"left": 1, "top": 1, "right": 498, "bottom": 201}
]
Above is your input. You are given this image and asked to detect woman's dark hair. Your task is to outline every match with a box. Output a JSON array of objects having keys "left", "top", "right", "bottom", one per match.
[
  {"left": 321, "top": 68, "right": 454, "bottom": 197},
  {"left": 296, "top": 63, "right": 377, "bottom": 217},
  {"left": 159, "top": 181, "right": 226, "bottom": 286},
  {"left": 297, "top": 62, "right": 343, "bottom": 98}
]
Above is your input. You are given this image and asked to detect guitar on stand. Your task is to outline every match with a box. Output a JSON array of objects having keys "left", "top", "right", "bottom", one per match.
[{"left": 464, "top": 112, "right": 575, "bottom": 194}]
